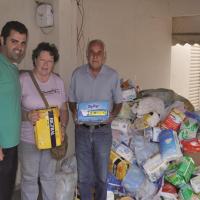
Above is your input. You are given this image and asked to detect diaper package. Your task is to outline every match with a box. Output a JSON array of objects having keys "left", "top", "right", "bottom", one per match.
[
  {"left": 34, "top": 107, "right": 62, "bottom": 149},
  {"left": 159, "top": 129, "right": 182, "bottom": 162},
  {"left": 77, "top": 101, "right": 109, "bottom": 123}
]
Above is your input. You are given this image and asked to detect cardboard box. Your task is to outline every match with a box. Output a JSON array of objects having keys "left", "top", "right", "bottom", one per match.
[
  {"left": 77, "top": 101, "right": 109, "bottom": 123},
  {"left": 34, "top": 107, "right": 62, "bottom": 149}
]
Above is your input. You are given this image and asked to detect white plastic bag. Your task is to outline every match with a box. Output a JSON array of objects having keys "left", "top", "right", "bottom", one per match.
[{"left": 55, "top": 155, "right": 78, "bottom": 200}]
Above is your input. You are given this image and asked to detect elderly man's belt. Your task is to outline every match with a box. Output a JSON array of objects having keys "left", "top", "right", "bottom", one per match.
[{"left": 81, "top": 123, "right": 108, "bottom": 129}]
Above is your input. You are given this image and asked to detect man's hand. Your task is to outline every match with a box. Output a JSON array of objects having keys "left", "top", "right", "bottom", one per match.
[
  {"left": 69, "top": 102, "right": 77, "bottom": 123},
  {"left": 0, "top": 148, "right": 4, "bottom": 161}
]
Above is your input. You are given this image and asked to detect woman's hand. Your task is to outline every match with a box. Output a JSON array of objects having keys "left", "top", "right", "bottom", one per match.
[
  {"left": 0, "top": 148, "right": 4, "bottom": 161},
  {"left": 27, "top": 111, "right": 40, "bottom": 125},
  {"left": 60, "top": 125, "right": 66, "bottom": 143},
  {"left": 60, "top": 102, "right": 69, "bottom": 142}
]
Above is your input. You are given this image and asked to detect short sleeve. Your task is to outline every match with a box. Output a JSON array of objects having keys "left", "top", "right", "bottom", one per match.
[{"left": 112, "top": 72, "right": 122, "bottom": 104}]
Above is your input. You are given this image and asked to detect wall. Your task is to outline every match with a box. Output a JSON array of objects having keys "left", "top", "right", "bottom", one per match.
[
  {"left": 169, "top": 0, "right": 200, "bottom": 17},
  {"left": 79, "top": 0, "right": 172, "bottom": 89},
  {"left": 56, "top": 0, "right": 77, "bottom": 156},
  {"left": 0, "top": 0, "right": 41, "bottom": 69},
  {"left": 78, "top": 0, "right": 200, "bottom": 90}
]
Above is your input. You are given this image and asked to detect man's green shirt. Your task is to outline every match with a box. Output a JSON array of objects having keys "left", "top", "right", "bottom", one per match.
[{"left": 0, "top": 54, "right": 21, "bottom": 148}]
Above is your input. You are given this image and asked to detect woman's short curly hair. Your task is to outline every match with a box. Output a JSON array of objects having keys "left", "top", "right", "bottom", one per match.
[{"left": 32, "top": 42, "right": 59, "bottom": 66}]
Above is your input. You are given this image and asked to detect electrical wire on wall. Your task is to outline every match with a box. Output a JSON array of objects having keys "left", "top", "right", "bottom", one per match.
[{"left": 76, "top": 0, "right": 85, "bottom": 64}]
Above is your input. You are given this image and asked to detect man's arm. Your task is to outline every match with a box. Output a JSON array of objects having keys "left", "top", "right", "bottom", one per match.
[
  {"left": 111, "top": 103, "right": 122, "bottom": 118},
  {"left": 108, "top": 103, "right": 122, "bottom": 123},
  {"left": 69, "top": 102, "right": 77, "bottom": 122}
]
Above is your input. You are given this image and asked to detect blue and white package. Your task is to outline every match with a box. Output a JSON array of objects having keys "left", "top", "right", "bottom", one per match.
[
  {"left": 122, "top": 88, "right": 137, "bottom": 101},
  {"left": 112, "top": 142, "right": 135, "bottom": 163},
  {"left": 159, "top": 129, "right": 182, "bottom": 162},
  {"left": 107, "top": 173, "right": 125, "bottom": 196},
  {"left": 122, "top": 164, "right": 145, "bottom": 194},
  {"left": 77, "top": 101, "right": 110, "bottom": 123},
  {"left": 185, "top": 111, "right": 200, "bottom": 122}
]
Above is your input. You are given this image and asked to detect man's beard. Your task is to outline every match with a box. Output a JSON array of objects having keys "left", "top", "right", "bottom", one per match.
[{"left": 11, "top": 51, "right": 24, "bottom": 63}]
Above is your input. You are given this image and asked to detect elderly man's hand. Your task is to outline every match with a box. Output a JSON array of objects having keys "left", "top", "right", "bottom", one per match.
[{"left": 101, "top": 112, "right": 115, "bottom": 124}]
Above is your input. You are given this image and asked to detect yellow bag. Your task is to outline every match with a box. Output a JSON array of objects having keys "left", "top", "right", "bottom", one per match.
[
  {"left": 34, "top": 107, "right": 62, "bottom": 149},
  {"left": 109, "top": 150, "right": 130, "bottom": 180}
]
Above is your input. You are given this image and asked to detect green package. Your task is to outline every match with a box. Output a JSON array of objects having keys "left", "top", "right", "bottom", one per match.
[
  {"left": 179, "top": 184, "right": 198, "bottom": 200},
  {"left": 177, "top": 156, "right": 195, "bottom": 183},
  {"left": 165, "top": 165, "right": 186, "bottom": 188},
  {"left": 179, "top": 119, "right": 199, "bottom": 140}
]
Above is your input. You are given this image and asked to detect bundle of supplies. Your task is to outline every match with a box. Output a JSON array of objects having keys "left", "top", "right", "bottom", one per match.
[{"left": 107, "top": 84, "right": 200, "bottom": 200}]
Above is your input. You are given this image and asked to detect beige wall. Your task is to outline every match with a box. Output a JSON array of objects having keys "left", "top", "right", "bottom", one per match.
[
  {"left": 0, "top": 0, "right": 41, "bottom": 69},
  {"left": 169, "top": 0, "right": 200, "bottom": 17},
  {"left": 56, "top": 0, "right": 77, "bottom": 156},
  {"left": 78, "top": 0, "right": 172, "bottom": 89},
  {"left": 79, "top": 0, "right": 200, "bottom": 89}
]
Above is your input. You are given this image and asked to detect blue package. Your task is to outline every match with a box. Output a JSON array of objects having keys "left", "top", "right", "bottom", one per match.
[
  {"left": 159, "top": 129, "right": 182, "bottom": 162},
  {"left": 185, "top": 111, "right": 200, "bottom": 122},
  {"left": 107, "top": 173, "right": 125, "bottom": 195},
  {"left": 122, "top": 164, "right": 145, "bottom": 194},
  {"left": 77, "top": 101, "right": 110, "bottom": 123}
]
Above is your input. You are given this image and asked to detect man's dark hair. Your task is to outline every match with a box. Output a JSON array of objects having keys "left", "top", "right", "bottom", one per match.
[
  {"left": 32, "top": 42, "right": 59, "bottom": 66},
  {"left": 1, "top": 21, "right": 28, "bottom": 45}
]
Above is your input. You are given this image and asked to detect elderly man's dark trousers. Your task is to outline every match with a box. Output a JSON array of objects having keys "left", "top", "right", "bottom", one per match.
[{"left": 0, "top": 146, "right": 18, "bottom": 200}]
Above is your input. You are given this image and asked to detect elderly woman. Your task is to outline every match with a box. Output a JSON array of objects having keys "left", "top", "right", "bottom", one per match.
[{"left": 19, "top": 42, "right": 68, "bottom": 200}]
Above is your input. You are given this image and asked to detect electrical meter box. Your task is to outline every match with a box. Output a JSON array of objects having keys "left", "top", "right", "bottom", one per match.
[{"left": 36, "top": 4, "right": 54, "bottom": 28}]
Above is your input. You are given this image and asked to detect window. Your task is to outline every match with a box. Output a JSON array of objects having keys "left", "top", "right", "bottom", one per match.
[
  {"left": 171, "top": 44, "right": 200, "bottom": 110},
  {"left": 188, "top": 44, "right": 200, "bottom": 109}
]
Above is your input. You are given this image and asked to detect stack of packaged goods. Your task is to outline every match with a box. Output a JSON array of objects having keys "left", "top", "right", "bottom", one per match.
[{"left": 108, "top": 84, "right": 200, "bottom": 200}]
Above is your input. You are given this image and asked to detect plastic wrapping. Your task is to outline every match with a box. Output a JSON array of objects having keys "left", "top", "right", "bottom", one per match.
[
  {"left": 55, "top": 155, "right": 77, "bottom": 200},
  {"left": 159, "top": 129, "right": 182, "bottom": 162},
  {"left": 130, "top": 133, "right": 159, "bottom": 166},
  {"left": 143, "top": 153, "right": 168, "bottom": 182}
]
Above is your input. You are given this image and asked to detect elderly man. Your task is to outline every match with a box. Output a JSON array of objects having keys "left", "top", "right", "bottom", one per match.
[
  {"left": 69, "top": 39, "right": 122, "bottom": 200},
  {"left": 0, "top": 21, "right": 28, "bottom": 200}
]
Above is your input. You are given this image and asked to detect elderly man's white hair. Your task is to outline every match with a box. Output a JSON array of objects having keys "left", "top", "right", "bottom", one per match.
[{"left": 86, "top": 39, "right": 107, "bottom": 59}]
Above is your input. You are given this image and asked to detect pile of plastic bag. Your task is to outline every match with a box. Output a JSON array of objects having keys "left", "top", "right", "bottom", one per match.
[
  {"left": 108, "top": 80, "right": 200, "bottom": 200},
  {"left": 56, "top": 155, "right": 77, "bottom": 200}
]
